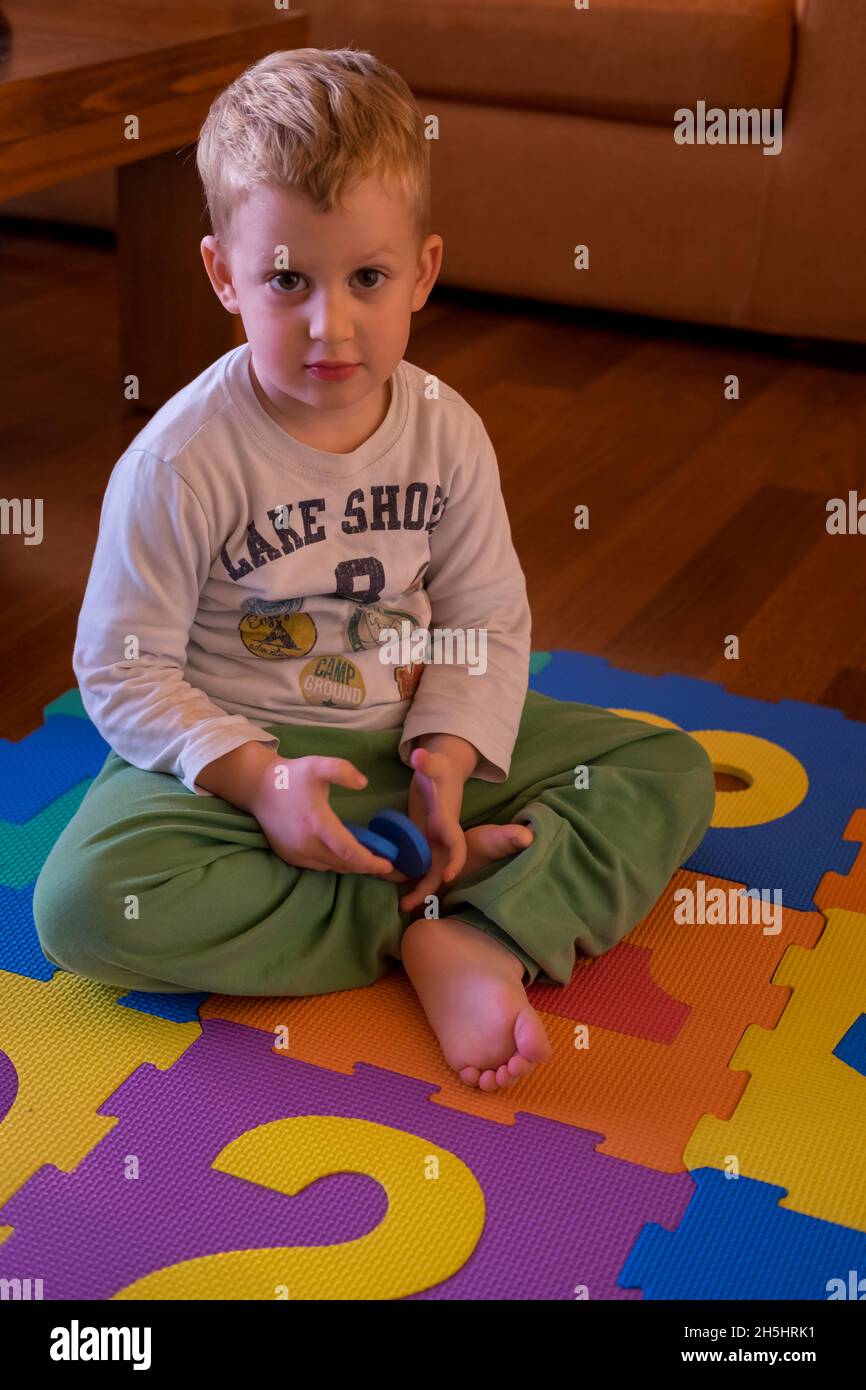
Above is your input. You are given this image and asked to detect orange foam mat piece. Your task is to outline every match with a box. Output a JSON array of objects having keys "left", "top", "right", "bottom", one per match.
[
  {"left": 815, "top": 808, "right": 866, "bottom": 913},
  {"left": 201, "top": 868, "right": 824, "bottom": 1172}
]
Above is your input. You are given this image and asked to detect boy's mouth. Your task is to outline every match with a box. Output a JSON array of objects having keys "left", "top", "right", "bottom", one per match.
[{"left": 306, "top": 361, "right": 359, "bottom": 381}]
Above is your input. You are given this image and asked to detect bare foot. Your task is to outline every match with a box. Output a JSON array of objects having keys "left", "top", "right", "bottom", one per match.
[
  {"left": 389, "top": 820, "right": 535, "bottom": 925},
  {"left": 450, "top": 821, "right": 535, "bottom": 887},
  {"left": 401, "top": 915, "right": 552, "bottom": 1091},
  {"left": 388, "top": 821, "right": 535, "bottom": 893}
]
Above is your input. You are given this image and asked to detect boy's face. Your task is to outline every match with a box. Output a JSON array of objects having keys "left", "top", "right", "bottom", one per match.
[{"left": 201, "top": 175, "right": 442, "bottom": 429}]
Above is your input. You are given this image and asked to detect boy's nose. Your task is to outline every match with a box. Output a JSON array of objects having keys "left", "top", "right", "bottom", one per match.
[{"left": 309, "top": 290, "right": 354, "bottom": 347}]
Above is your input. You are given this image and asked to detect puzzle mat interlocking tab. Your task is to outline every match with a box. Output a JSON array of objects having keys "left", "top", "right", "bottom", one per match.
[{"left": 0, "top": 653, "right": 864, "bottom": 1299}]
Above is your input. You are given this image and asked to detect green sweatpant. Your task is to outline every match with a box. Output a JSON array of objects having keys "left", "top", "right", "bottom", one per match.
[{"left": 32, "top": 691, "right": 716, "bottom": 996}]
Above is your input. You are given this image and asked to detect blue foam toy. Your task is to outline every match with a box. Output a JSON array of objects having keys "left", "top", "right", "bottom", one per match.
[
  {"left": 343, "top": 810, "right": 432, "bottom": 877},
  {"left": 343, "top": 822, "right": 399, "bottom": 866},
  {"left": 370, "top": 810, "right": 432, "bottom": 877}
]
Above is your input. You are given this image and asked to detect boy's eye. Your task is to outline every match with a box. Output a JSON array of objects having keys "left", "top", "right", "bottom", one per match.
[
  {"left": 353, "top": 268, "right": 385, "bottom": 290},
  {"left": 268, "top": 268, "right": 386, "bottom": 294},
  {"left": 270, "top": 271, "right": 303, "bottom": 293}
]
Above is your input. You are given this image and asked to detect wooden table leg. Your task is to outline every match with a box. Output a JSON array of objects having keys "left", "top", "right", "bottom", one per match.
[{"left": 117, "top": 146, "right": 239, "bottom": 411}]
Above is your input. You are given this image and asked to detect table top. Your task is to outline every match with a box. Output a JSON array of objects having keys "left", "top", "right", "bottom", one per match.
[
  {"left": 0, "top": 1, "right": 301, "bottom": 83},
  {"left": 0, "top": 0, "right": 309, "bottom": 197}
]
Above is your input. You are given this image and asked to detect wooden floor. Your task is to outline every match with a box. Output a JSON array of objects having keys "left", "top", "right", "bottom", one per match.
[{"left": 3, "top": 218, "right": 866, "bottom": 742}]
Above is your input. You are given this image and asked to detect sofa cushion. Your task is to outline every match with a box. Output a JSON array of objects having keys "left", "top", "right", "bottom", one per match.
[{"left": 306, "top": 0, "right": 796, "bottom": 124}]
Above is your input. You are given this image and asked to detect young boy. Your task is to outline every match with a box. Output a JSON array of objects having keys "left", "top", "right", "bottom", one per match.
[{"left": 33, "top": 48, "right": 716, "bottom": 1093}]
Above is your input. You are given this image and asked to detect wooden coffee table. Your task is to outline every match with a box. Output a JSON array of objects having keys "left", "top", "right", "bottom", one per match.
[{"left": 0, "top": 1, "right": 309, "bottom": 406}]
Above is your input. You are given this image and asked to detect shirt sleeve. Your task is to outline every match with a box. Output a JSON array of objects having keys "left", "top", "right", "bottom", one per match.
[
  {"left": 398, "top": 419, "right": 531, "bottom": 782},
  {"left": 73, "top": 449, "right": 279, "bottom": 796}
]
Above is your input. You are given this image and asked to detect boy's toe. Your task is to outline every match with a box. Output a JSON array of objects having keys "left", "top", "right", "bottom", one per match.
[{"left": 508, "top": 1054, "right": 534, "bottom": 1079}]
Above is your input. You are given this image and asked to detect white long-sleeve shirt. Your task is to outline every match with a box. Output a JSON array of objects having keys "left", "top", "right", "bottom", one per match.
[{"left": 73, "top": 344, "right": 532, "bottom": 796}]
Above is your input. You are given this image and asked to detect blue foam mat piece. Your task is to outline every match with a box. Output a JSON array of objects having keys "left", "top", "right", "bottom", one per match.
[
  {"left": 0, "top": 884, "right": 53, "bottom": 980},
  {"left": 116, "top": 990, "right": 208, "bottom": 1023},
  {"left": 619, "top": 1167, "right": 866, "bottom": 1300},
  {"left": 530, "top": 651, "right": 863, "bottom": 910},
  {"left": 833, "top": 1014, "right": 866, "bottom": 1078},
  {"left": 0, "top": 715, "right": 109, "bottom": 822}
]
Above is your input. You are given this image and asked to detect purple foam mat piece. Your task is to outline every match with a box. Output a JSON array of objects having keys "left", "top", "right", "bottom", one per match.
[
  {"left": 0, "top": 1018, "right": 693, "bottom": 1300},
  {"left": 0, "top": 1048, "right": 17, "bottom": 1125}
]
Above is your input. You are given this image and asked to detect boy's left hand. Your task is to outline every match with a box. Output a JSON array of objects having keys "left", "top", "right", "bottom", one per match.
[{"left": 382, "top": 745, "right": 468, "bottom": 914}]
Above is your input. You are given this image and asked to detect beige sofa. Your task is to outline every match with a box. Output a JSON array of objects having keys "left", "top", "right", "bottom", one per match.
[{"left": 5, "top": 0, "right": 864, "bottom": 343}]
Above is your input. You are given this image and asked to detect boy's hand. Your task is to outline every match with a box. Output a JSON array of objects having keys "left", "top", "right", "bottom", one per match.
[
  {"left": 384, "top": 743, "right": 471, "bottom": 914},
  {"left": 249, "top": 755, "right": 397, "bottom": 878}
]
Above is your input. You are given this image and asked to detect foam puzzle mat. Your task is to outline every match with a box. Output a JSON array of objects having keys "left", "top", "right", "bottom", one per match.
[{"left": 1, "top": 652, "right": 864, "bottom": 1299}]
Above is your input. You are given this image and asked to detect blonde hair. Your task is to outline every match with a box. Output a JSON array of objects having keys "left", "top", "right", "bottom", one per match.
[{"left": 196, "top": 46, "right": 431, "bottom": 248}]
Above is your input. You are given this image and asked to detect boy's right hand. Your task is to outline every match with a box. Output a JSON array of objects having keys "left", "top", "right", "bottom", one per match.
[{"left": 249, "top": 755, "right": 398, "bottom": 878}]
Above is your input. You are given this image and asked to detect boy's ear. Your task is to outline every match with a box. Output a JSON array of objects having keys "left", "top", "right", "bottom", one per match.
[
  {"left": 412, "top": 234, "right": 444, "bottom": 313},
  {"left": 200, "top": 235, "right": 241, "bottom": 314}
]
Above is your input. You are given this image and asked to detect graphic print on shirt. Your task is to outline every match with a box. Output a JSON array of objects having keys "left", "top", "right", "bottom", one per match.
[
  {"left": 344, "top": 599, "right": 426, "bottom": 703},
  {"left": 239, "top": 596, "right": 316, "bottom": 658},
  {"left": 236, "top": 593, "right": 427, "bottom": 710},
  {"left": 224, "top": 492, "right": 445, "bottom": 709},
  {"left": 218, "top": 483, "right": 449, "bottom": 584}
]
